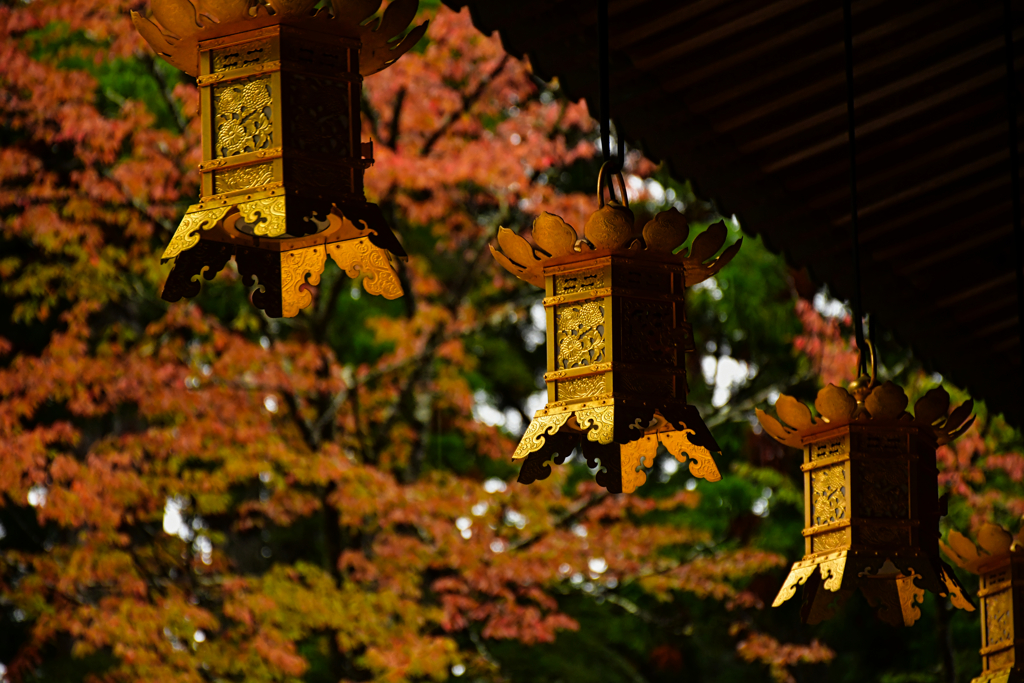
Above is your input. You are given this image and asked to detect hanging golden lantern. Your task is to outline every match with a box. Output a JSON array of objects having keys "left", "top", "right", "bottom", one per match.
[
  {"left": 132, "top": 0, "right": 427, "bottom": 317},
  {"left": 756, "top": 354, "right": 976, "bottom": 626},
  {"left": 941, "top": 524, "right": 1024, "bottom": 682},
  {"left": 490, "top": 165, "right": 740, "bottom": 493}
]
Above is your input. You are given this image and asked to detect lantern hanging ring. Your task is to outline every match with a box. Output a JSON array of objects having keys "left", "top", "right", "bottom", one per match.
[
  {"left": 858, "top": 337, "right": 877, "bottom": 386},
  {"left": 596, "top": 160, "right": 629, "bottom": 209}
]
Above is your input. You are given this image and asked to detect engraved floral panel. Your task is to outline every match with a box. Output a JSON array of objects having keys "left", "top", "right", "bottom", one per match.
[
  {"left": 556, "top": 376, "right": 605, "bottom": 401},
  {"left": 213, "top": 77, "right": 274, "bottom": 158},
  {"left": 812, "top": 528, "right": 849, "bottom": 553},
  {"left": 212, "top": 39, "right": 273, "bottom": 72},
  {"left": 811, "top": 464, "right": 847, "bottom": 526},
  {"left": 554, "top": 270, "right": 604, "bottom": 295},
  {"left": 213, "top": 162, "right": 274, "bottom": 194},
  {"left": 986, "top": 590, "right": 1013, "bottom": 646},
  {"left": 555, "top": 302, "right": 605, "bottom": 370}
]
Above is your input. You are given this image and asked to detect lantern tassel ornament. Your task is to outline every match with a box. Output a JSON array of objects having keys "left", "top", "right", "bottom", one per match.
[
  {"left": 491, "top": 165, "right": 740, "bottom": 493},
  {"left": 756, "top": 349, "right": 976, "bottom": 626},
  {"left": 941, "top": 524, "right": 1024, "bottom": 682},
  {"left": 132, "top": 0, "right": 427, "bottom": 317}
]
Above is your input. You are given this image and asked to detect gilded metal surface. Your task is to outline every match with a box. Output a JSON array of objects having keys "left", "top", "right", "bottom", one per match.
[
  {"left": 238, "top": 196, "right": 288, "bottom": 237},
  {"left": 554, "top": 270, "right": 604, "bottom": 295},
  {"left": 988, "top": 590, "right": 1014, "bottom": 645},
  {"left": 557, "top": 376, "right": 606, "bottom": 401},
  {"left": 941, "top": 565, "right": 975, "bottom": 612},
  {"left": 772, "top": 565, "right": 816, "bottom": 607},
  {"left": 812, "top": 529, "right": 850, "bottom": 554},
  {"left": 576, "top": 406, "right": 615, "bottom": 444},
  {"left": 661, "top": 429, "right": 721, "bottom": 482},
  {"left": 326, "top": 237, "right": 403, "bottom": 300},
  {"left": 213, "top": 77, "right": 274, "bottom": 159},
  {"left": 555, "top": 302, "right": 605, "bottom": 370},
  {"left": 280, "top": 245, "right": 327, "bottom": 317},
  {"left": 819, "top": 556, "right": 847, "bottom": 592},
  {"left": 512, "top": 412, "right": 573, "bottom": 460},
  {"left": 811, "top": 465, "right": 846, "bottom": 526},
  {"left": 494, "top": 177, "right": 728, "bottom": 493},
  {"left": 212, "top": 39, "right": 274, "bottom": 72},
  {"left": 761, "top": 372, "right": 975, "bottom": 626},
  {"left": 809, "top": 434, "right": 849, "bottom": 461},
  {"left": 131, "top": 0, "right": 428, "bottom": 78},
  {"left": 620, "top": 437, "right": 657, "bottom": 494},
  {"left": 138, "top": 2, "right": 412, "bottom": 316},
  {"left": 492, "top": 210, "right": 739, "bottom": 290},
  {"left": 213, "top": 161, "right": 275, "bottom": 194},
  {"left": 161, "top": 204, "right": 234, "bottom": 261},
  {"left": 200, "top": 147, "right": 281, "bottom": 171},
  {"left": 943, "top": 526, "right": 1024, "bottom": 681},
  {"left": 756, "top": 381, "right": 974, "bottom": 449}
]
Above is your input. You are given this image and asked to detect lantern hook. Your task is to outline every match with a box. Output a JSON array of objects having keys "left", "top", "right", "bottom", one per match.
[
  {"left": 849, "top": 338, "right": 877, "bottom": 405},
  {"left": 596, "top": 160, "right": 629, "bottom": 209}
]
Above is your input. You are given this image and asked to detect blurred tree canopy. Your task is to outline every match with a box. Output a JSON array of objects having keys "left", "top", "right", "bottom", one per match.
[{"left": 1, "top": 2, "right": 1023, "bottom": 683}]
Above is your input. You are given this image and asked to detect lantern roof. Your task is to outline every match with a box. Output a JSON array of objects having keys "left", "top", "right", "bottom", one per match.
[
  {"left": 942, "top": 523, "right": 1024, "bottom": 575},
  {"left": 444, "top": 0, "right": 1024, "bottom": 429},
  {"left": 756, "top": 381, "right": 976, "bottom": 449},
  {"left": 133, "top": 0, "right": 427, "bottom": 76}
]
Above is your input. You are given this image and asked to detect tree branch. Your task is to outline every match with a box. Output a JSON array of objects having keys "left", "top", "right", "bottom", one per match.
[
  {"left": 145, "top": 55, "right": 188, "bottom": 135},
  {"left": 507, "top": 492, "right": 608, "bottom": 552},
  {"left": 420, "top": 55, "right": 510, "bottom": 157},
  {"left": 387, "top": 86, "right": 406, "bottom": 150}
]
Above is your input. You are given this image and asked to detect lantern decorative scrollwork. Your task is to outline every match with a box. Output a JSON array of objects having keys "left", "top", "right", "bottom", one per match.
[
  {"left": 491, "top": 165, "right": 740, "bottom": 493},
  {"left": 942, "top": 524, "right": 1024, "bottom": 682},
  {"left": 756, "top": 353, "right": 976, "bottom": 626},
  {"left": 132, "top": 0, "right": 427, "bottom": 316}
]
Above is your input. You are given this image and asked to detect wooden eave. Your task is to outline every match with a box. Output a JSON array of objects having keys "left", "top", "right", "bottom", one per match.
[{"left": 444, "top": 0, "right": 1024, "bottom": 427}]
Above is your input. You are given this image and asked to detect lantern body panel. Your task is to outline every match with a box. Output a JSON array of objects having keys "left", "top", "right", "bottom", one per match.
[
  {"left": 802, "top": 425, "right": 931, "bottom": 558},
  {"left": 544, "top": 255, "right": 691, "bottom": 412}
]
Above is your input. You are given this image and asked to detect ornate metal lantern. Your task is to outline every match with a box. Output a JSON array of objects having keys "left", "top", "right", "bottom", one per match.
[
  {"left": 132, "top": 0, "right": 426, "bottom": 317},
  {"left": 942, "top": 524, "right": 1024, "bottom": 682},
  {"left": 757, "top": 370, "right": 976, "bottom": 626},
  {"left": 490, "top": 167, "right": 740, "bottom": 493}
]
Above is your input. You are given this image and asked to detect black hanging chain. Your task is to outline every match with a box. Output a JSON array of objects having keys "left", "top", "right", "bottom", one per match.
[
  {"left": 598, "top": 0, "right": 610, "bottom": 163},
  {"left": 842, "top": 0, "right": 868, "bottom": 376},
  {"left": 597, "top": 0, "right": 624, "bottom": 171},
  {"left": 1005, "top": 0, "right": 1024, "bottom": 422}
]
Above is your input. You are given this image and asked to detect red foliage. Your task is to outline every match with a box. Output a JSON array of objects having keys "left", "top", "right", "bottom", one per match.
[{"left": 0, "top": 3, "right": 808, "bottom": 681}]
